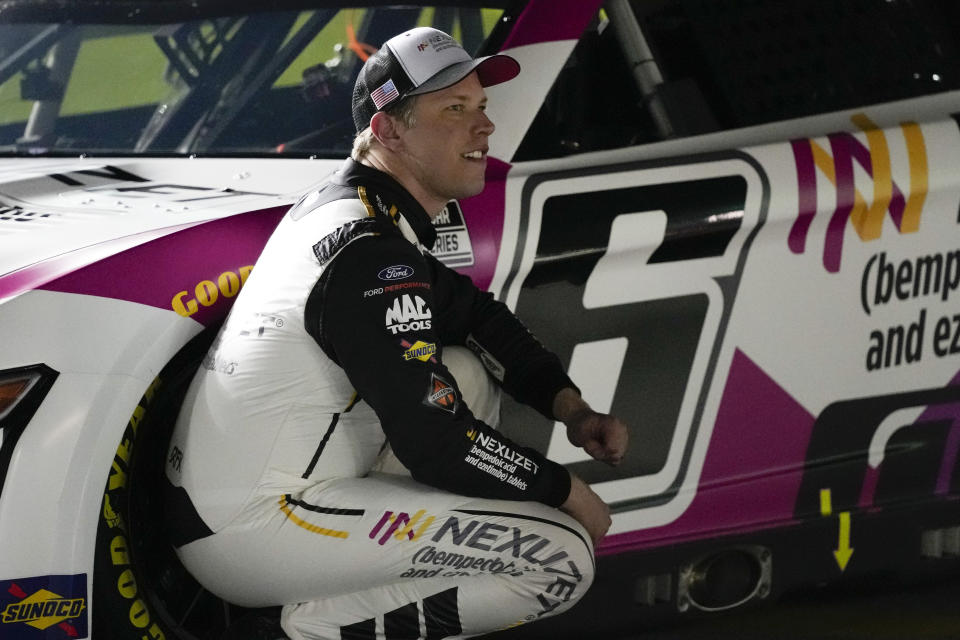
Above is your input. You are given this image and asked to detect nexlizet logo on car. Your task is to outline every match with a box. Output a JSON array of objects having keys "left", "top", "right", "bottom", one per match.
[
  {"left": 385, "top": 294, "right": 432, "bottom": 334},
  {"left": 378, "top": 264, "right": 414, "bottom": 281},
  {"left": 789, "top": 113, "right": 928, "bottom": 273}
]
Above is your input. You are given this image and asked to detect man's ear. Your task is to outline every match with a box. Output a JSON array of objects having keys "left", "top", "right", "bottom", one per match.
[{"left": 370, "top": 111, "right": 403, "bottom": 151}]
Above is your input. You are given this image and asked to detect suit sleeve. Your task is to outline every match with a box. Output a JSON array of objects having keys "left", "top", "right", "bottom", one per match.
[
  {"left": 424, "top": 252, "right": 579, "bottom": 420},
  {"left": 310, "top": 234, "right": 571, "bottom": 507}
]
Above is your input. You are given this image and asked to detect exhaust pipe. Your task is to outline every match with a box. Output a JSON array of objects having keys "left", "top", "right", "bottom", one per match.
[{"left": 677, "top": 545, "right": 772, "bottom": 612}]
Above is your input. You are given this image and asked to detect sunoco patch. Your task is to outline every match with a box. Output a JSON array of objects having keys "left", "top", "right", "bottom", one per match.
[{"left": 0, "top": 574, "right": 88, "bottom": 640}]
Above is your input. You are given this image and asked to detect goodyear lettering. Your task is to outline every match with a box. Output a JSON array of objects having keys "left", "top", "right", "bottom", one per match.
[
  {"left": 98, "top": 379, "right": 167, "bottom": 640},
  {"left": 385, "top": 294, "right": 432, "bottom": 334},
  {"left": 110, "top": 554, "right": 163, "bottom": 637},
  {"left": 115, "top": 433, "right": 133, "bottom": 465},
  {"left": 108, "top": 406, "right": 142, "bottom": 491},
  {"left": 129, "top": 598, "right": 150, "bottom": 628},
  {"left": 103, "top": 495, "right": 125, "bottom": 530},
  {"left": 128, "top": 404, "right": 146, "bottom": 434},
  {"left": 110, "top": 535, "right": 129, "bottom": 565},
  {"left": 172, "top": 266, "right": 253, "bottom": 317},
  {"left": 143, "top": 376, "right": 161, "bottom": 403},
  {"left": 117, "top": 569, "right": 138, "bottom": 599},
  {"left": 108, "top": 456, "right": 128, "bottom": 492}
]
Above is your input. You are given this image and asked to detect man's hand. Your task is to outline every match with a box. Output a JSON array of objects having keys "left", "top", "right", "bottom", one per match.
[
  {"left": 561, "top": 473, "right": 611, "bottom": 547},
  {"left": 552, "top": 388, "right": 628, "bottom": 466}
]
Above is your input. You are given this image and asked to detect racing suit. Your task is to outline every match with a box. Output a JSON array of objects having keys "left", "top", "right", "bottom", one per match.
[{"left": 166, "top": 158, "right": 594, "bottom": 640}]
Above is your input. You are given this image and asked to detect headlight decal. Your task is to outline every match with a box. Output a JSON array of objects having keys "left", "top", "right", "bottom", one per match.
[{"left": 0, "top": 364, "right": 58, "bottom": 497}]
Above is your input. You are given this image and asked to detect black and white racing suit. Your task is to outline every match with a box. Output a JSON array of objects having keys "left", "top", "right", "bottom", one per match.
[{"left": 166, "top": 159, "right": 594, "bottom": 640}]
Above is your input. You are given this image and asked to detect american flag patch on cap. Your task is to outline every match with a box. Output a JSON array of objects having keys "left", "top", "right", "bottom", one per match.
[{"left": 371, "top": 79, "right": 400, "bottom": 109}]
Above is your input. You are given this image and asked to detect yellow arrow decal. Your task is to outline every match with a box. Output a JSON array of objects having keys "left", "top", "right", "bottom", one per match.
[{"left": 834, "top": 511, "right": 854, "bottom": 571}]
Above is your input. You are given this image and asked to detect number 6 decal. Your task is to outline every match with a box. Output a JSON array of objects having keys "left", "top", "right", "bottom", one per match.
[{"left": 497, "top": 152, "right": 769, "bottom": 532}]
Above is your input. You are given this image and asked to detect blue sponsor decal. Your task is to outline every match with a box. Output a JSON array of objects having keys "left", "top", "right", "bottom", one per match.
[
  {"left": 378, "top": 265, "right": 414, "bottom": 281},
  {"left": 0, "top": 574, "right": 88, "bottom": 639}
]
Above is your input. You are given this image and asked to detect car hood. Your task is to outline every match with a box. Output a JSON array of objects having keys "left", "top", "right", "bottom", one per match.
[{"left": 0, "top": 156, "right": 342, "bottom": 301}]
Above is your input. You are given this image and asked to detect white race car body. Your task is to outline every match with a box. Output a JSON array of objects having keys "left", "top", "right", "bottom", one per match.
[{"left": 2, "top": 1, "right": 959, "bottom": 637}]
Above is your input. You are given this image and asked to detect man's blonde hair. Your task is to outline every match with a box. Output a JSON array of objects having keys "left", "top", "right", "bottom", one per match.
[{"left": 351, "top": 96, "right": 418, "bottom": 161}]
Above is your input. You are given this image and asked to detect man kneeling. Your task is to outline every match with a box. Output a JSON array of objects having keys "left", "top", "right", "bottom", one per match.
[{"left": 166, "top": 26, "right": 628, "bottom": 640}]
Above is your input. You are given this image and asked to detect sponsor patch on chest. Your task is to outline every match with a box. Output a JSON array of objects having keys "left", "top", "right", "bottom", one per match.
[
  {"left": 385, "top": 294, "right": 432, "bottom": 334},
  {"left": 402, "top": 340, "right": 438, "bottom": 362},
  {"left": 423, "top": 373, "right": 458, "bottom": 413}
]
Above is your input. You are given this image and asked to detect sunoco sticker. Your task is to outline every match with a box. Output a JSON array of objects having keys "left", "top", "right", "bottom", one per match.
[{"left": 0, "top": 574, "right": 88, "bottom": 640}]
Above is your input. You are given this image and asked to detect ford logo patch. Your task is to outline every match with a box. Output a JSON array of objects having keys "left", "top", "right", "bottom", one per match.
[{"left": 378, "top": 265, "right": 413, "bottom": 281}]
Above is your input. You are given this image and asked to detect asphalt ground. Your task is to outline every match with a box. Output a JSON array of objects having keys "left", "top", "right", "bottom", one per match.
[
  {"left": 485, "top": 570, "right": 960, "bottom": 640},
  {"left": 622, "top": 573, "right": 960, "bottom": 640}
]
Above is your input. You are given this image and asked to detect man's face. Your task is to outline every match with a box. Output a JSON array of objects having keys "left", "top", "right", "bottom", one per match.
[{"left": 395, "top": 72, "right": 494, "bottom": 209}]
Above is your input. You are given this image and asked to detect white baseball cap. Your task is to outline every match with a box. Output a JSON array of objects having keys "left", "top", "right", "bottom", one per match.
[{"left": 352, "top": 27, "right": 520, "bottom": 131}]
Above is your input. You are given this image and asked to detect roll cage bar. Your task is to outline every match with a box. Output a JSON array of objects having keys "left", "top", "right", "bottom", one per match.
[
  {"left": 0, "top": 0, "right": 517, "bottom": 25},
  {"left": 0, "top": 0, "right": 681, "bottom": 157},
  {"left": 0, "top": 1, "right": 525, "bottom": 154}
]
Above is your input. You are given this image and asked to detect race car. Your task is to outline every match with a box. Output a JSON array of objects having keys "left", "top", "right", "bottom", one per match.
[{"left": 2, "top": 0, "right": 960, "bottom": 638}]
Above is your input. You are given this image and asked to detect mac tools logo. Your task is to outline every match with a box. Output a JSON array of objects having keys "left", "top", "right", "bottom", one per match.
[{"left": 385, "top": 294, "right": 432, "bottom": 334}]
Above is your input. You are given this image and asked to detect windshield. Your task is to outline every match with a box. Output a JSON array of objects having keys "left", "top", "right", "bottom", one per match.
[{"left": 0, "top": 5, "right": 507, "bottom": 157}]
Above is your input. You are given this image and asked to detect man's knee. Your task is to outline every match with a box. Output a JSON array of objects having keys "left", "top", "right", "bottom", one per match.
[
  {"left": 511, "top": 521, "right": 596, "bottom": 623},
  {"left": 443, "top": 345, "right": 501, "bottom": 427},
  {"left": 548, "top": 533, "right": 595, "bottom": 602}
]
